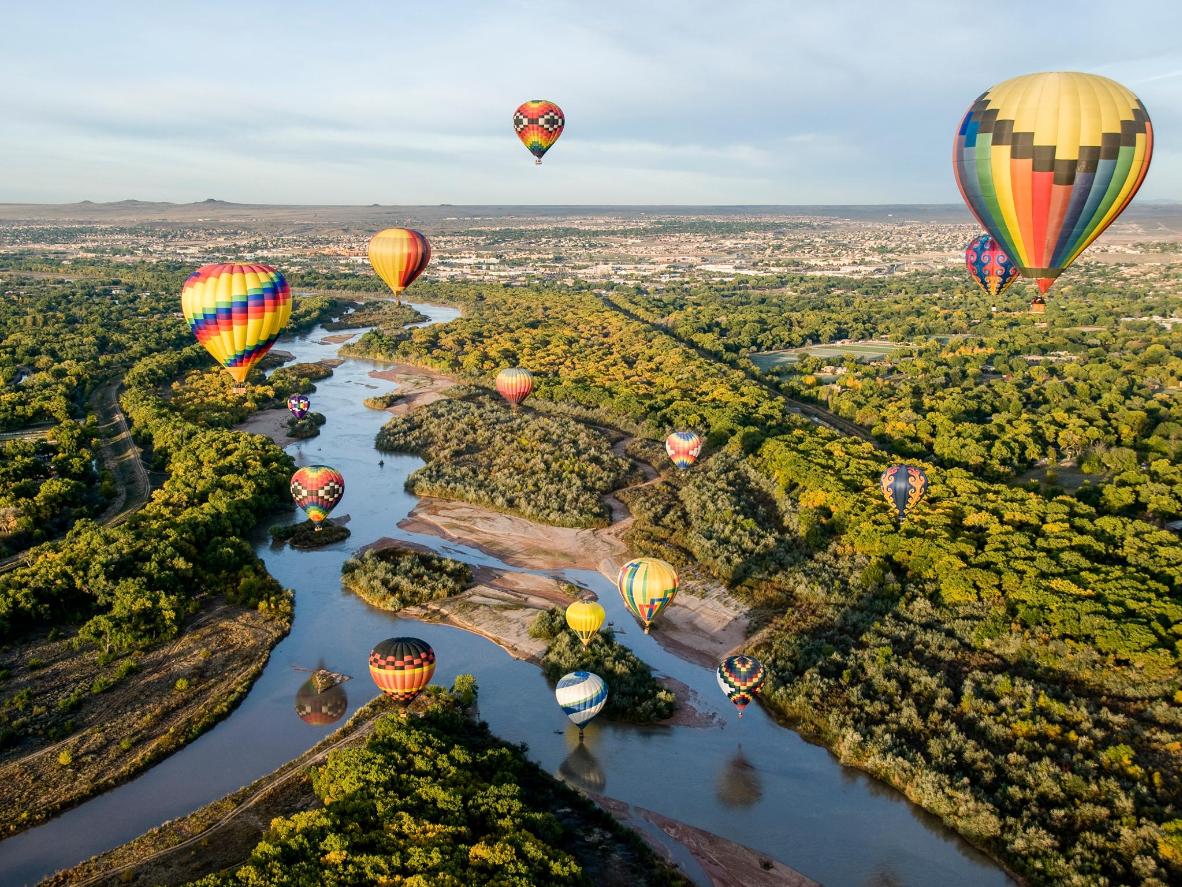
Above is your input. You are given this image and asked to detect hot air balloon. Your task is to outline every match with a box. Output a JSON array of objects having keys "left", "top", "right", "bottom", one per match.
[
  {"left": 294, "top": 677, "right": 348, "bottom": 726},
  {"left": 555, "top": 670, "right": 607, "bottom": 739},
  {"left": 665, "top": 431, "right": 702, "bottom": 470},
  {"left": 495, "top": 367, "right": 533, "bottom": 409},
  {"left": 880, "top": 465, "right": 927, "bottom": 523},
  {"left": 368, "top": 228, "right": 431, "bottom": 304},
  {"left": 964, "top": 234, "right": 1020, "bottom": 297},
  {"left": 287, "top": 394, "right": 310, "bottom": 420},
  {"left": 291, "top": 465, "right": 345, "bottom": 529},
  {"left": 954, "top": 72, "right": 1152, "bottom": 295},
  {"left": 617, "top": 557, "right": 678, "bottom": 634},
  {"left": 180, "top": 263, "right": 292, "bottom": 386},
  {"left": 513, "top": 100, "right": 564, "bottom": 164},
  {"left": 369, "top": 637, "right": 435, "bottom": 703},
  {"left": 717, "top": 655, "right": 767, "bottom": 718},
  {"left": 565, "top": 599, "right": 605, "bottom": 647}
]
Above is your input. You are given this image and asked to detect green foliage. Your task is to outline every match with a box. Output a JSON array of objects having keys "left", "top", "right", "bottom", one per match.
[
  {"left": 270, "top": 520, "right": 350, "bottom": 549},
  {"left": 341, "top": 546, "right": 471, "bottom": 611},
  {"left": 376, "top": 395, "right": 632, "bottom": 528},
  {"left": 322, "top": 299, "right": 428, "bottom": 331},
  {"left": 532, "top": 609, "right": 675, "bottom": 723},
  {"left": 286, "top": 411, "right": 326, "bottom": 439},
  {"left": 195, "top": 693, "right": 685, "bottom": 887}
]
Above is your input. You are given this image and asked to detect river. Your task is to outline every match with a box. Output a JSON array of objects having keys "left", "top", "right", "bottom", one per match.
[{"left": 0, "top": 304, "right": 1011, "bottom": 887}]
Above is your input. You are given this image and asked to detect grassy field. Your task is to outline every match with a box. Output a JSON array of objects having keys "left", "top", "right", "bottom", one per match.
[{"left": 749, "top": 339, "right": 902, "bottom": 370}]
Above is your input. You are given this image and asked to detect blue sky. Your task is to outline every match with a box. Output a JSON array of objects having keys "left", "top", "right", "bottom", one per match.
[{"left": 2, "top": 1, "right": 1180, "bottom": 204}]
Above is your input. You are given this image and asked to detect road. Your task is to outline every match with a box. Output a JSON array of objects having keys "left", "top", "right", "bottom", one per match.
[{"left": 596, "top": 293, "right": 879, "bottom": 447}]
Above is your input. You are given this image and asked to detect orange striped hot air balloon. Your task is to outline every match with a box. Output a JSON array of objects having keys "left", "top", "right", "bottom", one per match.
[
  {"left": 368, "top": 228, "right": 431, "bottom": 304},
  {"left": 496, "top": 367, "right": 533, "bottom": 410},
  {"left": 181, "top": 263, "right": 292, "bottom": 385},
  {"left": 369, "top": 637, "right": 435, "bottom": 703}
]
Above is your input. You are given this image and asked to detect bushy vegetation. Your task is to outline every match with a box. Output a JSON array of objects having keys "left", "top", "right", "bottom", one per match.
[
  {"left": 195, "top": 687, "right": 686, "bottom": 887},
  {"left": 341, "top": 545, "right": 471, "bottom": 610},
  {"left": 0, "top": 422, "right": 110, "bottom": 557},
  {"left": 530, "top": 608, "right": 675, "bottom": 723},
  {"left": 286, "top": 411, "right": 326, "bottom": 439},
  {"left": 270, "top": 519, "right": 350, "bottom": 549},
  {"left": 379, "top": 277, "right": 1182, "bottom": 884},
  {"left": 375, "top": 395, "right": 633, "bottom": 528},
  {"left": 0, "top": 263, "right": 345, "bottom": 651}
]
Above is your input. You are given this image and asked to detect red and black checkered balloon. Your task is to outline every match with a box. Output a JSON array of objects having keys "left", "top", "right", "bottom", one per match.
[
  {"left": 369, "top": 637, "right": 436, "bottom": 703},
  {"left": 290, "top": 465, "right": 345, "bottom": 523}
]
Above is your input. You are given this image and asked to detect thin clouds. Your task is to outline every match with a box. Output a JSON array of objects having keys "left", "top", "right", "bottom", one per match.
[{"left": 0, "top": 1, "right": 1179, "bottom": 203}]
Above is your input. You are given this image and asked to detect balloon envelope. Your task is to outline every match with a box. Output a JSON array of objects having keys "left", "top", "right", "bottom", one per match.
[
  {"left": 555, "top": 670, "right": 607, "bottom": 728},
  {"left": 665, "top": 431, "right": 702, "bottom": 469},
  {"left": 369, "top": 637, "right": 436, "bottom": 703},
  {"left": 954, "top": 72, "right": 1152, "bottom": 294},
  {"left": 717, "top": 655, "right": 767, "bottom": 717},
  {"left": 617, "top": 557, "right": 678, "bottom": 633},
  {"left": 964, "top": 235, "right": 1020, "bottom": 297},
  {"left": 514, "top": 100, "right": 564, "bottom": 163},
  {"left": 880, "top": 465, "right": 927, "bottom": 522},
  {"left": 368, "top": 228, "right": 431, "bottom": 298},
  {"left": 291, "top": 465, "right": 345, "bottom": 523},
  {"left": 181, "top": 263, "right": 292, "bottom": 383},
  {"left": 287, "top": 394, "right": 310, "bottom": 420},
  {"left": 496, "top": 367, "right": 533, "bottom": 407},
  {"left": 565, "top": 600, "right": 605, "bottom": 646}
]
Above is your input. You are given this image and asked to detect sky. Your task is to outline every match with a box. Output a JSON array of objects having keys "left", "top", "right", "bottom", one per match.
[{"left": 2, "top": 0, "right": 1181, "bottom": 205}]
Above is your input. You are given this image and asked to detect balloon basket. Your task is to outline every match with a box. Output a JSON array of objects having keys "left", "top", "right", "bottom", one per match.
[{"left": 535, "top": 158, "right": 543, "bottom": 166}]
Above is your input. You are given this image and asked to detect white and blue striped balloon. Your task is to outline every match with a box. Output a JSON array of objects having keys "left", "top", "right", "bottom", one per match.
[{"left": 555, "top": 671, "right": 608, "bottom": 728}]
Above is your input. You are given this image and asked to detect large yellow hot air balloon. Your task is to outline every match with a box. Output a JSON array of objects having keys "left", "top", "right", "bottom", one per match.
[
  {"left": 181, "top": 264, "right": 292, "bottom": 384},
  {"left": 954, "top": 72, "right": 1152, "bottom": 295},
  {"left": 368, "top": 228, "right": 431, "bottom": 304},
  {"left": 616, "top": 557, "right": 678, "bottom": 634}
]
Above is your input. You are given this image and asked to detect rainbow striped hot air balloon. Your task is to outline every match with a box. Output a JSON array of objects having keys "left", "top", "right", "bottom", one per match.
[
  {"left": 717, "top": 655, "right": 767, "bottom": 718},
  {"left": 369, "top": 637, "right": 435, "bottom": 703},
  {"left": 880, "top": 465, "right": 927, "bottom": 523},
  {"left": 287, "top": 394, "right": 310, "bottom": 420},
  {"left": 555, "top": 670, "right": 607, "bottom": 739},
  {"left": 368, "top": 228, "right": 431, "bottom": 304},
  {"left": 294, "top": 678, "right": 348, "bottom": 726},
  {"left": 964, "top": 234, "right": 1020, "bottom": 298},
  {"left": 617, "top": 557, "right": 678, "bottom": 634},
  {"left": 954, "top": 72, "right": 1152, "bottom": 295},
  {"left": 290, "top": 465, "right": 345, "bottom": 529},
  {"left": 181, "top": 263, "right": 292, "bottom": 385},
  {"left": 495, "top": 367, "right": 533, "bottom": 409},
  {"left": 565, "top": 600, "right": 606, "bottom": 647},
  {"left": 513, "top": 100, "right": 565, "bottom": 164},
  {"left": 665, "top": 431, "right": 702, "bottom": 470}
]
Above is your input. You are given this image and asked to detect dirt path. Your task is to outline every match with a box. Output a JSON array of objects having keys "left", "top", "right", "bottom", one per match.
[{"left": 0, "top": 379, "right": 151, "bottom": 574}]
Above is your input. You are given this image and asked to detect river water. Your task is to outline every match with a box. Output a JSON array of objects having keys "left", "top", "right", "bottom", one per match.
[{"left": 0, "top": 305, "right": 1011, "bottom": 887}]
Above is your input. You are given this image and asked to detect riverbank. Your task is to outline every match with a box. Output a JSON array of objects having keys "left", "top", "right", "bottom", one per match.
[
  {"left": 366, "top": 362, "right": 456, "bottom": 414},
  {"left": 0, "top": 601, "right": 289, "bottom": 839}
]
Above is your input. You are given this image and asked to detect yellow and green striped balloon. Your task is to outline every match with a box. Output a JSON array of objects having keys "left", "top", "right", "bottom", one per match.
[{"left": 616, "top": 557, "right": 678, "bottom": 634}]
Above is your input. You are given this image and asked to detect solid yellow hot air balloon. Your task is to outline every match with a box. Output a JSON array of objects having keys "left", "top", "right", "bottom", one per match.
[
  {"left": 616, "top": 557, "right": 678, "bottom": 634},
  {"left": 565, "top": 600, "right": 605, "bottom": 647},
  {"left": 954, "top": 72, "right": 1153, "bottom": 295},
  {"left": 180, "top": 263, "right": 292, "bottom": 384},
  {"left": 368, "top": 228, "right": 431, "bottom": 304}
]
